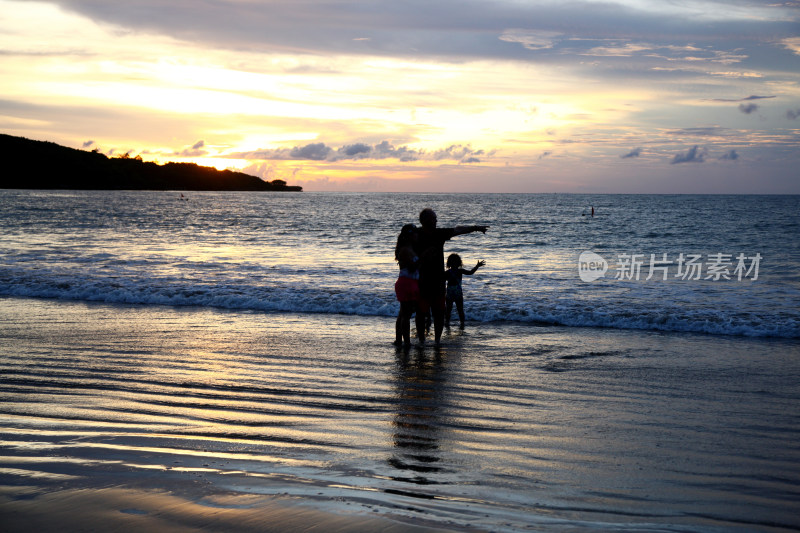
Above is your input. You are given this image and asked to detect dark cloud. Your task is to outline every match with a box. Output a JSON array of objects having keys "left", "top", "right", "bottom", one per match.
[
  {"left": 82, "top": 140, "right": 95, "bottom": 148},
  {"left": 290, "top": 142, "right": 331, "bottom": 160},
  {"left": 340, "top": 143, "right": 371, "bottom": 157},
  {"left": 367, "top": 141, "right": 419, "bottom": 162},
  {"left": 41, "top": 0, "right": 800, "bottom": 62},
  {"left": 620, "top": 147, "right": 642, "bottom": 159},
  {"left": 228, "top": 141, "right": 486, "bottom": 163},
  {"left": 787, "top": 109, "right": 800, "bottom": 120},
  {"left": 739, "top": 103, "right": 759, "bottom": 114},
  {"left": 176, "top": 140, "right": 207, "bottom": 157},
  {"left": 720, "top": 149, "right": 739, "bottom": 160},
  {"left": 671, "top": 145, "right": 707, "bottom": 164}
]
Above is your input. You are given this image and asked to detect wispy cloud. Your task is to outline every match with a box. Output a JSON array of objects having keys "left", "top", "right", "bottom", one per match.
[
  {"left": 668, "top": 127, "right": 731, "bottom": 137},
  {"left": 782, "top": 37, "right": 800, "bottom": 55},
  {"left": 499, "top": 29, "right": 562, "bottom": 51},
  {"left": 712, "top": 95, "right": 776, "bottom": 102},
  {"left": 739, "top": 103, "right": 759, "bottom": 114},
  {"left": 582, "top": 42, "right": 746, "bottom": 65}
]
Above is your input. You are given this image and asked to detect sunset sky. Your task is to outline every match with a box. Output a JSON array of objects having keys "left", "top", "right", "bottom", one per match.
[{"left": 1, "top": 0, "right": 799, "bottom": 192}]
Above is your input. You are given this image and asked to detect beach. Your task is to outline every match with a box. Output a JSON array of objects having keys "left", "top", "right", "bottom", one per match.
[{"left": 2, "top": 296, "right": 799, "bottom": 532}]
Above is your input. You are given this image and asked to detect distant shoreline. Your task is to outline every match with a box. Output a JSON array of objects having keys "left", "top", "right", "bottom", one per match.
[{"left": 0, "top": 133, "right": 302, "bottom": 192}]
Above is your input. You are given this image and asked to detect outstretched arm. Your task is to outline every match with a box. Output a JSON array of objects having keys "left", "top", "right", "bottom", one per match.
[
  {"left": 453, "top": 225, "right": 488, "bottom": 236},
  {"left": 464, "top": 260, "right": 486, "bottom": 275}
]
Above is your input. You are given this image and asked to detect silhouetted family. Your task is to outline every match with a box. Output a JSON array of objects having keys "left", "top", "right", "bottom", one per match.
[{"left": 394, "top": 208, "right": 488, "bottom": 347}]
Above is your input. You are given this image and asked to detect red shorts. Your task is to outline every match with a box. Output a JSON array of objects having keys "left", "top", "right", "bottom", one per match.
[{"left": 395, "top": 277, "right": 419, "bottom": 303}]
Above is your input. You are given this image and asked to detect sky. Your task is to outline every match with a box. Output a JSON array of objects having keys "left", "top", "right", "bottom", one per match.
[{"left": 1, "top": 0, "right": 799, "bottom": 193}]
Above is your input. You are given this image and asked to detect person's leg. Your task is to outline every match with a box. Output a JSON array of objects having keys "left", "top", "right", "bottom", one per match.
[
  {"left": 445, "top": 297, "right": 453, "bottom": 328},
  {"left": 416, "top": 299, "right": 429, "bottom": 344},
  {"left": 400, "top": 302, "right": 414, "bottom": 345},
  {"left": 456, "top": 296, "right": 465, "bottom": 329},
  {"left": 394, "top": 311, "right": 402, "bottom": 345},
  {"left": 433, "top": 294, "right": 446, "bottom": 345}
]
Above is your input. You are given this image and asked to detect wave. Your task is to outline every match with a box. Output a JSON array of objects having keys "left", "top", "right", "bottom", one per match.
[{"left": 2, "top": 276, "right": 797, "bottom": 339}]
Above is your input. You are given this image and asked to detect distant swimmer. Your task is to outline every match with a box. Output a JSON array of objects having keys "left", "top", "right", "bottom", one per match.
[{"left": 591, "top": 206, "right": 594, "bottom": 217}]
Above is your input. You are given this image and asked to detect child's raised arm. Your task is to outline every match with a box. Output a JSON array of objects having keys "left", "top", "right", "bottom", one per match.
[{"left": 465, "top": 260, "right": 485, "bottom": 275}]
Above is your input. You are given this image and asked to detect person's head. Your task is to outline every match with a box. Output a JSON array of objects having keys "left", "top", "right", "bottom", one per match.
[
  {"left": 399, "top": 223, "right": 416, "bottom": 242},
  {"left": 395, "top": 224, "right": 417, "bottom": 259},
  {"left": 419, "top": 208, "right": 437, "bottom": 230},
  {"left": 446, "top": 253, "right": 462, "bottom": 269}
]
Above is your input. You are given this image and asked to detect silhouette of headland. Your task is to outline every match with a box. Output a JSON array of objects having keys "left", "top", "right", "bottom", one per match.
[{"left": 0, "top": 134, "right": 302, "bottom": 191}]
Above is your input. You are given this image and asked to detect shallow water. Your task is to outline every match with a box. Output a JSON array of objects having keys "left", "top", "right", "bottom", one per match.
[{"left": 2, "top": 297, "right": 798, "bottom": 531}]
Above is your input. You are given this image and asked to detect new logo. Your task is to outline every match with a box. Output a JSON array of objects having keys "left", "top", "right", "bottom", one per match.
[{"left": 578, "top": 251, "right": 608, "bottom": 282}]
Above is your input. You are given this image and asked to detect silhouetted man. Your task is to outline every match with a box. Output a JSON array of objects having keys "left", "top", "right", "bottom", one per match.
[{"left": 413, "top": 208, "right": 487, "bottom": 346}]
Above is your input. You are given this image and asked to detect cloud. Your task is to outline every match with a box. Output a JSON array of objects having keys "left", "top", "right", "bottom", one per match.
[
  {"left": 581, "top": 42, "right": 745, "bottom": 65},
  {"left": 176, "top": 140, "right": 207, "bottom": 157},
  {"left": 229, "top": 141, "right": 487, "bottom": 163},
  {"left": 82, "top": 140, "right": 94, "bottom": 148},
  {"left": 44, "top": 0, "right": 799, "bottom": 63},
  {"left": 739, "top": 103, "right": 759, "bottom": 114},
  {"left": 720, "top": 149, "right": 739, "bottom": 160},
  {"left": 499, "top": 29, "right": 562, "bottom": 51},
  {"left": 668, "top": 127, "right": 731, "bottom": 137},
  {"left": 782, "top": 37, "right": 800, "bottom": 55},
  {"left": 711, "top": 95, "right": 775, "bottom": 102},
  {"left": 787, "top": 109, "right": 800, "bottom": 120},
  {"left": 432, "top": 144, "right": 485, "bottom": 162},
  {"left": 291, "top": 142, "right": 331, "bottom": 161},
  {"left": 671, "top": 145, "right": 707, "bottom": 164},
  {"left": 620, "top": 147, "right": 642, "bottom": 159},
  {"left": 364, "top": 141, "right": 419, "bottom": 162}
]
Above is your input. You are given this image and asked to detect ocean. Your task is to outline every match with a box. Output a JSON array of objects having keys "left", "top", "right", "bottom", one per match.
[
  {"left": 0, "top": 190, "right": 798, "bottom": 338},
  {"left": 1, "top": 190, "right": 799, "bottom": 531}
]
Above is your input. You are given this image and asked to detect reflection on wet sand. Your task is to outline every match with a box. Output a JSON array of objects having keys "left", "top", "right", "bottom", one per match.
[{"left": 388, "top": 349, "right": 449, "bottom": 487}]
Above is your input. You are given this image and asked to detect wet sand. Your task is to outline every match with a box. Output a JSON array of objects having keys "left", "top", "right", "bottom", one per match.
[
  {"left": 0, "top": 485, "right": 458, "bottom": 532},
  {"left": 1, "top": 297, "right": 799, "bottom": 532}
]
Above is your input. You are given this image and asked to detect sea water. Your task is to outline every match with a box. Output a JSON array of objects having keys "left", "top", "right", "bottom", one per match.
[{"left": 0, "top": 190, "right": 798, "bottom": 338}]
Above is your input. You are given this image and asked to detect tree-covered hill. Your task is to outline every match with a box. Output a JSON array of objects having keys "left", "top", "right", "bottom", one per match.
[{"left": 0, "top": 134, "right": 301, "bottom": 191}]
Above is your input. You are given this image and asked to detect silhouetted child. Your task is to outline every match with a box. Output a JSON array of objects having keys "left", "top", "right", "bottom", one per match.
[{"left": 445, "top": 254, "right": 485, "bottom": 330}]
